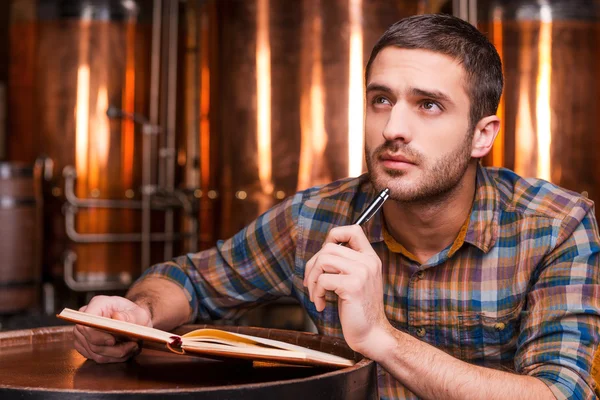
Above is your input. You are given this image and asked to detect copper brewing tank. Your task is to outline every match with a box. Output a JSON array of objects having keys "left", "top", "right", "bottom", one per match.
[
  {"left": 7, "top": 0, "right": 195, "bottom": 297},
  {"left": 195, "top": 0, "right": 448, "bottom": 242},
  {"left": 480, "top": 0, "right": 600, "bottom": 210},
  {"left": 4, "top": 0, "right": 450, "bottom": 307}
]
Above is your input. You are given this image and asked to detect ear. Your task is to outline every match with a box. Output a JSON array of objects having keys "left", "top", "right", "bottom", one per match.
[{"left": 471, "top": 115, "right": 500, "bottom": 158}]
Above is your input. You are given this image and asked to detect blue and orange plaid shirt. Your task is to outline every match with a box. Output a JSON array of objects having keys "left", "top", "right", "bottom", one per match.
[{"left": 137, "top": 165, "right": 600, "bottom": 399}]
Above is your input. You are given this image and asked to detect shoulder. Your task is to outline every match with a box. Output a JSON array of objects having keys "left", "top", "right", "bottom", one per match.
[
  {"left": 485, "top": 167, "right": 595, "bottom": 223},
  {"left": 291, "top": 174, "right": 371, "bottom": 225},
  {"left": 297, "top": 175, "right": 369, "bottom": 202}
]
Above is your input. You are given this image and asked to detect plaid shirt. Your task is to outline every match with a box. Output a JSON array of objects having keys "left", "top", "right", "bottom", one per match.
[{"left": 137, "top": 165, "right": 600, "bottom": 399}]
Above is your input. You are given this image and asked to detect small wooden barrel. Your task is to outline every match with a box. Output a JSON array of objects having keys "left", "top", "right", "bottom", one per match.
[
  {"left": 0, "top": 162, "right": 40, "bottom": 314},
  {"left": 0, "top": 325, "right": 377, "bottom": 399}
]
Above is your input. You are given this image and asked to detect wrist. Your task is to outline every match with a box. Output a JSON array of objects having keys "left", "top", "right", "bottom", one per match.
[
  {"left": 136, "top": 301, "right": 154, "bottom": 327},
  {"left": 126, "top": 293, "right": 155, "bottom": 328},
  {"left": 358, "top": 320, "right": 398, "bottom": 362}
]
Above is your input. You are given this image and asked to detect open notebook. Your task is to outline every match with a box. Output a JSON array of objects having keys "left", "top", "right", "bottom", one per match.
[{"left": 58, "top": 308, "right": 355, "bottom": 368}]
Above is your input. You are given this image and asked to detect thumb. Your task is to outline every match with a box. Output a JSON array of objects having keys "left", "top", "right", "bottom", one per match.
[
  {"left": 111, "top": 310, "right": 134, "bottom": 323},
  {"left": 112, "top": 307, "right": 152, "bottom": 327}
]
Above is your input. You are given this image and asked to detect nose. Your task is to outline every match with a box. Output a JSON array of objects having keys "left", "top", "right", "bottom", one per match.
[{"left": 382, "top": 103, "right": 412, "bottom": 143}]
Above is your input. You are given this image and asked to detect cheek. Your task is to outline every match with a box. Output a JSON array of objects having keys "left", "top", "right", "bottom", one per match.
[{"left": 364, "top": 114, "right": 386, "bottom": 146}]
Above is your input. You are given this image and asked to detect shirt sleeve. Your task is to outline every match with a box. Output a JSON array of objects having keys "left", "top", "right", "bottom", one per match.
[
  {"left": 131, "top": 193, "right": 302, "bottom": 322},
  {"left": 515, "top": 200, "right": 600, "bottom": 399}
]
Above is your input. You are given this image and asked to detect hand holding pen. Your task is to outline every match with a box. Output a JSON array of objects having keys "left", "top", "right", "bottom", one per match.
[
  {"left": 304, "top": 186, "right": 390, "bottom": 296},
  {"left": 303, "top": 187, "right": 391, "bottom": 354}
]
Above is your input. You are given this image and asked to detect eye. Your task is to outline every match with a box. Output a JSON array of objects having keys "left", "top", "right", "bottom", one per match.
[
  {"left": 371, "top": 96, "right": 391, "bottom": 106},
  {"left": 420, "top": 100, "right": 442, "bottom": 112}
]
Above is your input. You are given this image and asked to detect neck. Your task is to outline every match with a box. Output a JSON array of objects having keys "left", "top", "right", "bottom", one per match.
[{"left": 382, "top": 163, "right": 478, "bottom": 264}]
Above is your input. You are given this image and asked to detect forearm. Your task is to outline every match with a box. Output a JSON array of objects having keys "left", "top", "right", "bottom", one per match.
[
  {"left": 373, "top": 324, "right": 555, "bottom": 400},
  {"left": 126, "top": 277, "right": 192, "bottom": 331}
]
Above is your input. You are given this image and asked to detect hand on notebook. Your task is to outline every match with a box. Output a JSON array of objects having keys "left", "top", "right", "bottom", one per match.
[
  {"left": 303, "top": 225, "right": 392, "bottom": 360},
  {"left": 73, "top": 295, "right": 153, "bottom": 363}
]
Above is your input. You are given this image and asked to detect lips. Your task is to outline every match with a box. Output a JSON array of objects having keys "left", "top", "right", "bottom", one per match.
[{"left": 379, "top": 153, "right": 415, "bottom": 164}]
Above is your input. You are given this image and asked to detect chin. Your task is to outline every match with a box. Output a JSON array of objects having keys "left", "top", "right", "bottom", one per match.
[{"left": 369, "top": 168, "right": 411, "bottom": 192}]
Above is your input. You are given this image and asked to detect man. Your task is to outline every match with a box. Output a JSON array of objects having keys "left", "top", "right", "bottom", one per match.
[{"left": 74, "top": 14, "right": 600, "bottom": 399}]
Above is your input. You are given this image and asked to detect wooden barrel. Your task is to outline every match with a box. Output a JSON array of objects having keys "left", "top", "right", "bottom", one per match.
[
  {"left": 0, "top": 162, "right": 40, "bottom": 314},
  {"left": 0, "top": 325, "right": 377, "bottom": 399}
]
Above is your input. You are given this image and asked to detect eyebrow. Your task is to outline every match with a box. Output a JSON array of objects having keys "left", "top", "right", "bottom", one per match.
[
  {"left": 409, "top": 87, "right": 454, "bottom": 106},
  {"left": 366, "top": 83, "right": 455, "bottom": 106},
  {"left": 366, "top": 83, "right": 392, "bottom": 94}
]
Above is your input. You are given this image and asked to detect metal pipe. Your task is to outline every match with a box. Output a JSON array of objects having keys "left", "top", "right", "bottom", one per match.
[
  {"left": 63, "top": 250, "right": 130, "bottom": 292},
  {"left": 454, "top": 0, "right": 468, "bottom": 20},
  {"left": 144, "top": 0, "right": 163, "bottom": 271},
  {"left": 63, "top": 165, "right": 183, "bottom": 209},
  {"left": 64, "top": 205, "right": 193, "bottom": 243},
  {"left": 172, "top": 189, "right": 198, "bottom": 252},
  {"left": 469, "top": 0, "right": 478, "bottom": 26},
  {"left": 186, "top": 0, "right": 200, "bottom": 189},
  {"left": 163, "top": 0, "right": 179, "bottom": 260},
  {"left": 454, "top": 0, "right": 478, "bottom": 25},
  {"left": 0, "top": 83, "right": 5, "bottom": 159}
]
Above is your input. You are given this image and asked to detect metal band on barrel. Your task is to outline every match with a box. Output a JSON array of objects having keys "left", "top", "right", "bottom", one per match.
[
  {"left": 0, "top": 197, "right": 36, "bottom": 208},
  {"left": 0, "top": 280, "right": 36, "bottom": 288},
  {"left": 0, "top": 163, "right": 34, "bottom": 179}
]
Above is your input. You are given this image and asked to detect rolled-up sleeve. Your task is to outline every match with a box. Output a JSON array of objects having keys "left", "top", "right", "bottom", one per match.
[
  {"left": 133, "top": 193, "right": 302, "bottom": 322},
  {"left": 516, "top": 204, "right": 600, "bottom": 399}
]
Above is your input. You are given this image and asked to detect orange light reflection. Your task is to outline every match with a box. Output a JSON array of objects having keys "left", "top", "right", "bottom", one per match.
[
  {"left": 514, "top": 22, "right": 535, "bottom": 176},
  {"left": 256, "top": 0, "right": 273, "bottom": 198},
  {"left": 298, "top": 1, "right": 327, "bottom": 191},
  {"left": 536, "top": 11, "right": 552, "bottom": 181},
  {"left": 491, "top": 10, "right": 504, "bottom": 167},
  {"left": 95, "top": 86, "right": 110, "bottom": 173},
  {"left": 75, "top": 64, "right": 90, "bottom": 187},
  {"left": 200, "top": 11, "right": 211, "bottom": 191},
  {"left": 348, "top": 0, "right": 363, "bottom": 177},
  {"left": 121, "top": 22, "right": 136, "bottom": 189}
]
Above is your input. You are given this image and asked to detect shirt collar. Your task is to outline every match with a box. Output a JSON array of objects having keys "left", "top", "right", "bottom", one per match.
[{"left": 464, "top": 163, "right": 499, "bottom": 253}]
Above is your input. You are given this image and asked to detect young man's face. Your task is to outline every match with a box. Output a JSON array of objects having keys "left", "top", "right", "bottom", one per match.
[{"left": 365, "top": 47, "right": 475, "bottom": 202}]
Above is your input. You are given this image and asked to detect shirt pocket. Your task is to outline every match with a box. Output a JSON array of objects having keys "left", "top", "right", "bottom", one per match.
[{"left": 458, "top": 305, "right": 522, "bottom": 368}]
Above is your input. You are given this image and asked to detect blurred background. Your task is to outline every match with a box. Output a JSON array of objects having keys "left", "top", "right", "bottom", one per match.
[{"left": 0, "top": 0, "right": 597, "bottom": 331}]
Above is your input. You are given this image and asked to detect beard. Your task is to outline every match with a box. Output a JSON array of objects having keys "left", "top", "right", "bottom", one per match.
[{"left": 365, "top": 132, "right": 473, "bottom": 203}]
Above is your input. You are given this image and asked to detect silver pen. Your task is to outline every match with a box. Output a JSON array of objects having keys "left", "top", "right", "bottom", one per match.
[
  {"left": 337, "top": 188, "right": 389, "bottom": 246},
  {"left": 353, "top": 188, "right": 390, "bottom": 225}
]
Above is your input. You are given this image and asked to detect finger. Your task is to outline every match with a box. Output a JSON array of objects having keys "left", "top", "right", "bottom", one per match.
[
  {"left": 73, "top": 336, "right": 92, "bottom": 360},
  {"left": 112, "top": 308, "right": 152, "bottom": 327},
  {"left": 323, "top": 225, "right": 373, "bottom": 252},
  {"left": 304, "top": 252, "right": 318, "bottom": 287},
  {"left": 304, "top": 242, "right": 364, "bottom": 287},
  {"left": 73, "top": 327, "right": 100, "bottom": 361},
  {"left": 83, "top": 295, "right": 113, "bottom": 316},
  {"left": 87, "top": 340, "right": 139, "bottom": 361},
  {"left": 76, "top": 323, "right": 116, "bottom": 346},
  {"left": 74, "top": 327, "right": 139, "bottom": 363},
  {"left": 306, "top": 254, "right": 354, "bottom": 301},
  {"left": 313, "top": 274, "right": 353, "bottom": 312},
  {"left": 73, "top": 327, "right": 92, "bottom": 359}
]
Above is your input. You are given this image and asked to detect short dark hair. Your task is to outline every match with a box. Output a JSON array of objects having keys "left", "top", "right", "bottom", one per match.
[{"left": 365, "top": 14, "right": 503, "bottom": 130}]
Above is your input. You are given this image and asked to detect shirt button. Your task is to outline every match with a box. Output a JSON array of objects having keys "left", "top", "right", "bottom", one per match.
[
  {"left": 416, "top": 327, "right": 426, "bottom": 337},
  {"left": 494, "top": 322, "right": 506, "bottom": 331},
  {"left": 416, "top": 271, "right": 425, "bottom": 279}
]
